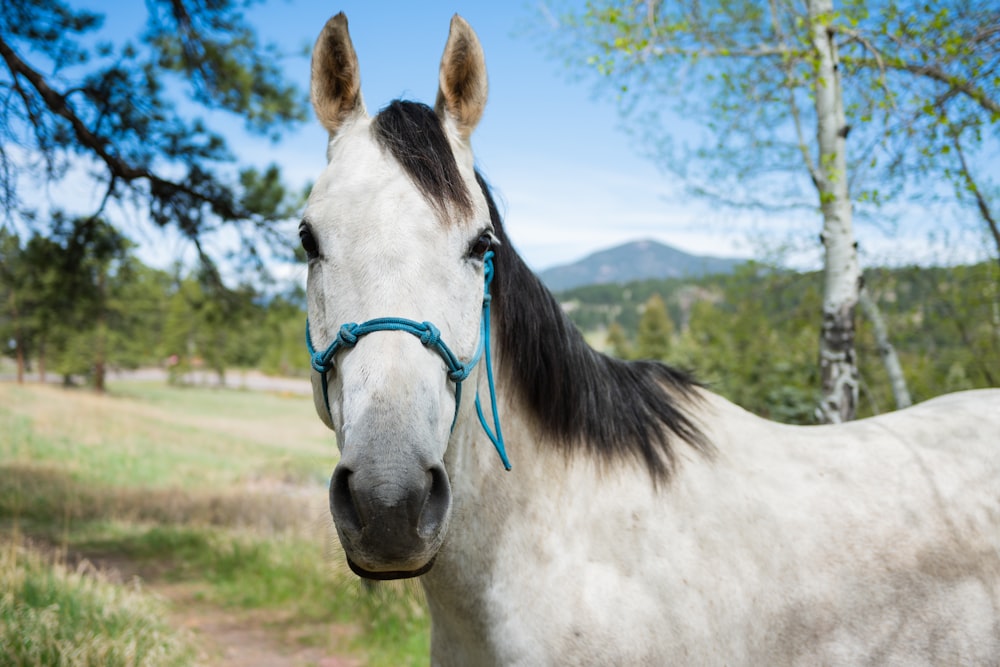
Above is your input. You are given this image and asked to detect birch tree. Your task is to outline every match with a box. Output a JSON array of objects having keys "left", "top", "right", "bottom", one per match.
[
  {"left": 808, "top": 0, "right": 862, "bottom": 422},
  {"left": 546, "top": 0, "right": 999, "bottom": 422}
]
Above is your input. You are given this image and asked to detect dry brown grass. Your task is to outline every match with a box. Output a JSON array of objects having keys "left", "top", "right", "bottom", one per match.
[
  {"left": 0, "top": 461, "right": 329, "bottom": 536},
  {"left": 0, "top": 381, "right": 335, "bottom": 490}
]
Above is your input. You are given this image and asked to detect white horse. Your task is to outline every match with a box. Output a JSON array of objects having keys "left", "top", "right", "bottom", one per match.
[{"left": 302, "top": 12, "right": 1000, "bottom": 666}]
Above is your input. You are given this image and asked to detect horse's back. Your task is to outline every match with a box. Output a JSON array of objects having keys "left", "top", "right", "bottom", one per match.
[{"left": 697, "top": 387, "right": 1000, "bottom": 665}]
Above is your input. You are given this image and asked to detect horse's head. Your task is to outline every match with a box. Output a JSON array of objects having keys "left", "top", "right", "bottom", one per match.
[{"left": 304, "top": 13, "right": 493, "bottom": 579}]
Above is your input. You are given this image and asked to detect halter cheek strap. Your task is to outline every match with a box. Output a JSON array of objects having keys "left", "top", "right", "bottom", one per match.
[{"left": 306, "top": 252, "right": 511, "bottom": 470}]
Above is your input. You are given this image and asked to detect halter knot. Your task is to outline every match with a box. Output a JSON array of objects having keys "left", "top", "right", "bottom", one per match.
[
  {"left": 337, "top": 323, "right": 360, "bottom": 346},
  {"left": 419, "top": 322, "right": 441, "bottom": 347},
  {"left": 311, "top": 354, "right": 331, "bottom": 374}
]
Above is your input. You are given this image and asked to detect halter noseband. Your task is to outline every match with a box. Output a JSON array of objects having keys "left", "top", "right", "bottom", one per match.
[{"left": 306, "top": 251, "right": 510, "bottom": 470}]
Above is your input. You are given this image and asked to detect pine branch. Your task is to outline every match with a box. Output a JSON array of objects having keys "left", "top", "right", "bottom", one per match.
[{"left": 0, "top": 34, "right": 247, "bottom": 228}]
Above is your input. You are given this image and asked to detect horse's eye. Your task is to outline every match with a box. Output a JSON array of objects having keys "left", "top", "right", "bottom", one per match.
[
  {"left": 469, "top": 232, "right": 493, "bottom": 260},
  {"left": 299, "top": 225, "right": 319, "bottom": 260}
]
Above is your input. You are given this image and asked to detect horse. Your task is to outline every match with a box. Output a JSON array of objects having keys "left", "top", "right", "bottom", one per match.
[{"left": 302, "top": 12, "right": 1000, "bottom": 665}]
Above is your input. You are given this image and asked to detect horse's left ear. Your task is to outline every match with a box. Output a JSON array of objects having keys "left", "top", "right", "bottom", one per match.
[{"left": 434, "top": 15, "right": 488, "bottom": 142}]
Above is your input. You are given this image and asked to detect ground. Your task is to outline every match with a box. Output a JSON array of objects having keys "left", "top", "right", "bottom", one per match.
[
  {"left": 57, "top": 529, "right": 364, "bottom": 667},
  {"left": 0, "top": 371, "right": 378, "bottom": 667},
  {"left": 166, "top": 588, "right": 359, "bottom": 667}
]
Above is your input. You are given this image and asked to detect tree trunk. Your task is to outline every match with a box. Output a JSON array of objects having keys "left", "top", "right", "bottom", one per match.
[
  {"left": 94, "top": 269, "right": 107, "bottom": 393},
  {"left": 859, "top": 286, "right": 912, "bottom": 410},
  {"left": 38, "top": 341, "right": 46, "bottom": 383},
  {"left": 9, "top": 286, "right": 24, "bottom": 384},
  {"left": 15, "top": 341, "right": 25, "bottom": 383},
  {"left": 809, "top": 0, "right": 861, "bottom": 424}
]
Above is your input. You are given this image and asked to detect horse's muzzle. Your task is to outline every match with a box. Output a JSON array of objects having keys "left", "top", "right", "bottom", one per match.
[{"left": 329, "top": 460, "right": 452, "bottom": 579}]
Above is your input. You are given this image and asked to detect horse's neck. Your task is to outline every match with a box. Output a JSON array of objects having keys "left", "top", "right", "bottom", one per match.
[
  {"left": 423, "top": 389, "right": 564, "bottom": 650},
  {"left": 437, "top": 387, "right": 547, "bottom": 557},
  {"left": 424, "top": 384, "right": 679, "bottom": 660}
]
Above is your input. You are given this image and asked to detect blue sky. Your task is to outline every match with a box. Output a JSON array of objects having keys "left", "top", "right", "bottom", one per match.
[
  {"left": 58, "top": 2, "right": 997, "bottom": 274},
  {"left": 239, "top": 0, "right": 742, "bottom": 272}
]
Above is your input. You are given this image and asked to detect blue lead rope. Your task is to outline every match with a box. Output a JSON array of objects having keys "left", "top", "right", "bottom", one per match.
[{"left": 306, "top": 252, "right": 510, "bottom": 470}]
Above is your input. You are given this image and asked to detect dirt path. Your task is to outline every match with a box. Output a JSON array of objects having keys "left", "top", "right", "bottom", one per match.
[
  {"left": 161, "top": 584, "right": 361, "bottom": 667},
  {"left": 108, "top": 368, "right": 314, "bottom": 395},
  {"left": 72, "top": 550, "right": 363, "bottom": 667},
  {"left": 0, "top": 367, "right": 313, "bottom": 395}
]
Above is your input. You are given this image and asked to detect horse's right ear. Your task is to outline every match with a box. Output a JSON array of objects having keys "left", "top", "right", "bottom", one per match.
[{"left": 311, "top": 12, "right": 367, "bottom": 136}]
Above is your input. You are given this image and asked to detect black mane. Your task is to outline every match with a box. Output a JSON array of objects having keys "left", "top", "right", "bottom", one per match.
[
  {"left": 372, "top": 100, "right": 711, "bottom": 482},
  {"left": 480, "top": 175, "right": 711, "bottom": 482}
]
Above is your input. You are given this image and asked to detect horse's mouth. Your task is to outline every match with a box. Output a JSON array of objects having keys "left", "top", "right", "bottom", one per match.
[{"left": 346, "top": 555, "right": 436, "bottom": 580}]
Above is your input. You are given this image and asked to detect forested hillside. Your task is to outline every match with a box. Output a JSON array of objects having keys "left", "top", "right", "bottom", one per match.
[{"left": 557, "top": 262, "right": 999, "bottom": 423}]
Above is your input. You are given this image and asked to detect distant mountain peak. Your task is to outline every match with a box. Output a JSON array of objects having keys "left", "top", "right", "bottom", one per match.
[{"left": 538, "top": 239, "right": 743, "bottom": 291}]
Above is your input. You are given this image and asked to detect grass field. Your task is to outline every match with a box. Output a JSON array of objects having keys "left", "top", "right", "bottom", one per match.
[{"left": 0, "top": 380, "right": 430, "bottom": 666}]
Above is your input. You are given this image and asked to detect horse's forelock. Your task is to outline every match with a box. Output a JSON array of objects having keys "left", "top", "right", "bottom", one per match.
[{"left": 370, "top": 101, "right": 473, "bottom": 223}]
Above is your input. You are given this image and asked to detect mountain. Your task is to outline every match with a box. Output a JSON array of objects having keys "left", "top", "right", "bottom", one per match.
[{"left": 537, "top": 239, "right": 744, "bottom": 291}]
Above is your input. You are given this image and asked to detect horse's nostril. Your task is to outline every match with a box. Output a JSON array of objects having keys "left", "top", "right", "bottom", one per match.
[
  {"left": 330, "top": 465, "right": 363, "bottom": 534},
  {"left": 418, "top": 464, "right": 451, "bottom": 539}
]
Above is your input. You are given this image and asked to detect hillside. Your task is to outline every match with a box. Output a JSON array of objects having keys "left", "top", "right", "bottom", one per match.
[
  {"left": 553, "top": 262, "right": 999, "bottom": 424},
  {"left": 538, "top": 239, "right": 744, "bottom": 291}
]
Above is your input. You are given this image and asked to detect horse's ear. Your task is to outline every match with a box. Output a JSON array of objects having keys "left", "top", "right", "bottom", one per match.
[
  {"left": 434, "top": 15, "right": 488, "bottom": 142},
  {"left": 311, "top": 12, "right": 367, "bottom": 136}
]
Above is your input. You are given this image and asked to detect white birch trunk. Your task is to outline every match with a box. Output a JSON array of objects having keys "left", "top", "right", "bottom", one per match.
[
  {"left": 859, "top": 287, "right": 912, "bottom": 410},
  {"left": 809, "top": 0, "right": 862, "bottom": 424}
]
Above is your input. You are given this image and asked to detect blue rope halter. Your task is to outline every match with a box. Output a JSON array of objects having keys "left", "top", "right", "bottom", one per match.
[{"left": 306, "top": 251, "right": 510, "bottom": 470}]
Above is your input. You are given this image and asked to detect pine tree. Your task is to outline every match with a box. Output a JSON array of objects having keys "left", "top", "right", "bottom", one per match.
[{"left": 636, "top": 294, "right": 674, "bottom": 361}]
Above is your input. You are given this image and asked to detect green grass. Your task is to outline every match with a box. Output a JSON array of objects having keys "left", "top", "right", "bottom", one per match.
[
  {"left": 0, "top": 381, "right": 430, "bottom": 666},
  {"left": 0, "top": 538, "right": 195, "bottom": 667},
  {"left": 67, "top": 521, "right": 430, "bottom": 660}
]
